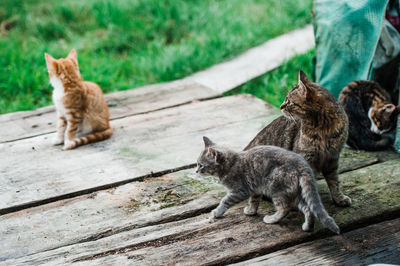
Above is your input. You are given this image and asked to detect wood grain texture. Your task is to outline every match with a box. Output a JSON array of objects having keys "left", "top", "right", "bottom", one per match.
[
  {"left": 232, "top": 218, "right": 400, "bottom": 266},
  {"left": 338, "top": 148, "right": 379, "bottom": 174},
  {"left": 0, "top": 95, "right": 279, "bottom": 213},
  {"left": 0, "top": 148, "right": 383, "bottom": 262},
  {"left": 0, "top": 80, "right": 218, "bottom": 143},
  {"left": 3, "top": 158, "right": 399, "bottom": 265},
  {"left": 0, "top": 168, "right": 223, "bottom": 261}
]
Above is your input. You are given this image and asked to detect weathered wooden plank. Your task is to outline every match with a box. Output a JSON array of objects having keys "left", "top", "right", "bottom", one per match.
[
  {"left": 0, "top": 80, "right": 218, "bottom": 143},
  {"left": 189, "top": 25, "right": 314, "bottom": 93},
  {"left": 0, "top": 95, "right": 279, "bottom": 212},
  {"left": 4, "top": 158, "right": 400, "bottom": 265},
  {"left": 0, "top": 169, "right": 223, "bottom": 261},
  {"left": 370, "top": 149, "right": 400, "bottom": 162},
  {"left": 338, "top": 148, "right": 379, "bottom": 174},
  {"left": 0, "top": 148, "right": 382, "bottom": 262},
  {"left": 232, "top": 218, "right": 400, "bottom": 266}
]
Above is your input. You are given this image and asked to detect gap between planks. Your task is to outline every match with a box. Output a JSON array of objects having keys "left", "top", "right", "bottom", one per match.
[
  {"left": 0, "top": 95, "right": 281, "bottom": 214},
  {"left": 0, "top": 81, "right": 220, "bottom": 143},
  {"left": 1, "top": 157, "right": 399, "bottom": 264},
  {"left": 0, "top": 163, "right": 195, "bottom": 216},
  {"left": 231, "top": 218, "right": 400, "bottom": 266}
]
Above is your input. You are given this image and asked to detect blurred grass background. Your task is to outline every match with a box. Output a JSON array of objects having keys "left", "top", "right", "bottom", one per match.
[
  {"left": 0, "top": 0, "right": 312, "bottom": 114},
  {"left": 226, "top": 50, "right": 314, "bottom": 108}
]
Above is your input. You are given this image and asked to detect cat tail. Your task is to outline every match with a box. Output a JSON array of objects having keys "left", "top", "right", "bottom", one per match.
[
  {"left": 69, "top": 127, "right": 113, "bottom": 149},
  {"left": 299, "top": 171, "right": 340, "bottom": 234}
]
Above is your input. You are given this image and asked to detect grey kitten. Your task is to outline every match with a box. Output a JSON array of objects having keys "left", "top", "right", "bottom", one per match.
[{"left": 196, "top": 136, "right": 340, "bottom": 234}]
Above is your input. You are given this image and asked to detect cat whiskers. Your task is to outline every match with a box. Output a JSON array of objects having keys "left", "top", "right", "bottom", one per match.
[{"left": 285, "top": 112, "right": 299, "bottom": 125}]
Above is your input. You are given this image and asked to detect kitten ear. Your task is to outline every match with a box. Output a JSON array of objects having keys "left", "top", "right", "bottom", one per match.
[
  {"left": 298, "top": 70, "right": 311, "bottom": 97},
  {"left": 203, "top": 136, "right": 214, "bottom": 147},
  {"left": 67, "top": 49, "right": 78, "bottom": 64},
  {"left": 44, "top": 53, "right": 56, "bottom": 72},
  {"left": 207, "top": 147, "right": 223, "bottom": 163}
]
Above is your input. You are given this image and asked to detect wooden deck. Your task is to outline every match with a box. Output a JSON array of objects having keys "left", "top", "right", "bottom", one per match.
[
  {"left": 1, "top": 28, "right": 400, "bottom": 265},
  {"left": 1, "top": 81, "right": 399, "bottom": 265}
]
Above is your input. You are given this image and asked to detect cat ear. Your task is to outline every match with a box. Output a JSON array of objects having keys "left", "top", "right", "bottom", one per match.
[
  {"left": 67, "top": 49, "right": 78, "bottom": 64},
  {"left": 298, "top": 70, "right": 311, "bottom": 97},
  {"left": 44, "top": 53, "right": 56, "bottom": 72},
  {"left": 207, "top": 147, "right": 223, "bottom": 163},
  {"left": 382, "top": 104, "right": 396, "bottom": 118},
  {"left": 203, "top": 136, "right": 214, "bottom": 147},
  {"left": 299, "top": 70, "right": 311, "bottom": 83}
]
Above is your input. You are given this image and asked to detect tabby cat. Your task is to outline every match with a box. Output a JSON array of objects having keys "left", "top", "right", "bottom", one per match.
[
  {"left": 339, "top": 80, "right": 400, "bottom": 151},
  {"left": 245, "top": 71, "right": 351, "bottom": 207},
  {"left": 197, "top": 137, "right": 340, "bottom": 234},
  {"left": 45, "top": 49, "right": 112, "bottom": 150}
]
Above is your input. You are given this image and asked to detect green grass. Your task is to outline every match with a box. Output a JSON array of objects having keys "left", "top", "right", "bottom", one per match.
[
  {"left": 226, "top": 49, "right": 315, "bottom": 108},
  {"left": 0, "top": 0, "right": 312, "bottom": 114}
]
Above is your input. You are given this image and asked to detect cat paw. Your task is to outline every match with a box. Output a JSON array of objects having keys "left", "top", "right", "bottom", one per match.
[
  {"left": 62, "top": 140, "right": 76, "bottom": 150},
  {"left": 243, "top": 206, "right": 257, "bottom": 216},
  {"left": 52, "top": 137, "right": 64, "bottom": 145},
  {"left": 209, "top": 209, "right": 218, "bottom": 223},
  {"left": 333, "top": 194, "right": 352, "bottom": 207},
  {"left": 302, "top": 222, "right": 314, "bottom": 232},
  {"left": 208, "top": 216, "right": 216, "bottom": 223},
  {"left": 211, "top": 208, "right": 223, "bottom": 219},
  {"left": 263, "top": 215, "right": 277, "bottom": 224}
]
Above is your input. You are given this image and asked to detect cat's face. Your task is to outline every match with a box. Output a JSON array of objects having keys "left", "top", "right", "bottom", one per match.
[
  {"left": 196, "top": 137, "right": 223, "bottom": 176},
  {"left": 368, "top": 104, "right": 400, "bottom": 134},
  {"left": 45, "top": 49, "right": 81, "bottom": 83},
  {"left": 280, "top": 70, "right": 334, "bottom": 120}
]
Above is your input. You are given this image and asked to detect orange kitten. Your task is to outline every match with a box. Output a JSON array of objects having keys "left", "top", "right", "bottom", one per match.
[{"left": 45, "top": 49, "right": 112, "bottom": 150}]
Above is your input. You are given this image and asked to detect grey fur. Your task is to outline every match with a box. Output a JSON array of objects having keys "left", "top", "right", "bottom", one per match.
[{"left": 196, "top": 136, "right": 340, "bottom": 234}]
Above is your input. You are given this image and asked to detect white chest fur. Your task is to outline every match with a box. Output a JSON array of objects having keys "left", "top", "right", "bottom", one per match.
[{"left": 51, "top": 76, "right": 67, "bottom": 116}]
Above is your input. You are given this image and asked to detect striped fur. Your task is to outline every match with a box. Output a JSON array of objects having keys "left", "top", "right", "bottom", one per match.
[
  {"left": 245, "top": 71, "right": 351, "bottom": 207},
  {"left": 197, "top": 137, "right": 340, "bottom": 234},
  {"left": 64, "top": 128, "right": 113, "bottom": 150},
  {"left": 45, "top": 49, "right": 112, "bottom": 150},
  {"left": 299, "top": 170, "right": 340, "bottom": 234}
]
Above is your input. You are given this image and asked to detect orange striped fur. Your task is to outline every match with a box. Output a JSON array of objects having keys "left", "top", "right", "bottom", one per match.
[{"left": 45, "top": 49, "right": 112, "bottom": 150}]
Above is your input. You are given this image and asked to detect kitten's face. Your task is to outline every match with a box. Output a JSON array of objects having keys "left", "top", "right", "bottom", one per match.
[
  {"left": 368, "top": 104, "right": 400, "bottom": 134},
  {"left": 280, "top": 70, "right": 335, "bottom": 121},
  {"left": 45, "top": 49, "right": 81, "bottom": 82},
  {"left": 196, "top": 137, "right": 222, "bottom": 176},
  {"left": 196, "top": 148, "right": 221, "bottom": 176}
]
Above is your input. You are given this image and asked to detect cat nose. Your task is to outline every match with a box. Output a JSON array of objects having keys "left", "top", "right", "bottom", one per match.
[{"left": 280, "top": 103, "right": 286, "bottom": 110}]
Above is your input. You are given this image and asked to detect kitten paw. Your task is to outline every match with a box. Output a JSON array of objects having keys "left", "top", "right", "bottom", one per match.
[
  {"left": 243, "top": 206, "right": 257, "bottom": 216},
  {"left": 263, "top": 215, "right": 278, "bottom": 224},
  {"left": 52, "top": 137, "right": 64, "bottom": 145},
  {"left": 62, "top": 140, "right": 76, "bottom": 150},
  {"left": 211, "top": 208, "right": 223, "bottom": 219},
  {"left": 302, "top": 222, "right": 314, "bottom": 232},
  {"left": 333, "top": 194, "right": 352, "bottom": 207}
]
